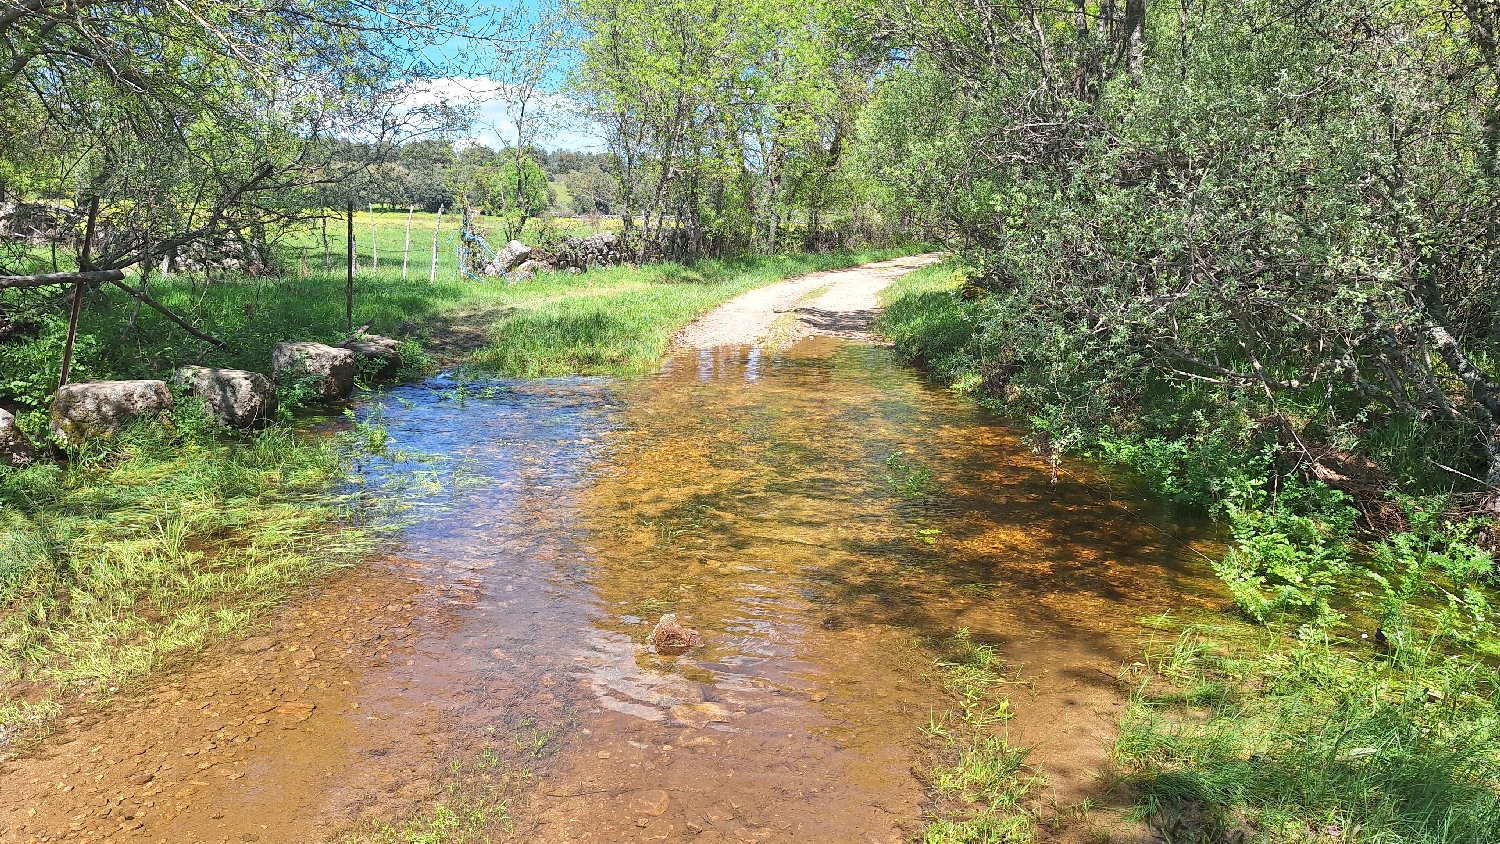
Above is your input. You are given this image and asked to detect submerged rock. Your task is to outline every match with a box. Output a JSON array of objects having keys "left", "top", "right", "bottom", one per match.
[
  {"left": 650, "top": 613, "right": 704, "bottom": 655},
  {"left": 271, "top": 341, "right": 357, "bottom": 400},
  {"left": 174, "top": 365, "right": 275, "bottom": 427},
  {"left": 0, "top": 407, "right": 37, "bottom": 466},
  {"left": 50, "top": 380, "right": 174, "bottom": 445}
]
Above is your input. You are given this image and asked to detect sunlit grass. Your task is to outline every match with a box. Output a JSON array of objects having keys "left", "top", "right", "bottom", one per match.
[
  {"left": 1115, "top": 628, "right": 1500, "bottom": 843},
  {"left": 0, "top": 403, "right": 374, "bottom": 745},
  {"left": 920, "top": 630, "right": 1044, "bottom": 843}
]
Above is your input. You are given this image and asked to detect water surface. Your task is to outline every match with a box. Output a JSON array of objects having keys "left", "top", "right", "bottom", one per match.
[
  {"left": 0, "top": 336, "right": 1226, "bottom": 844},
  {"left": 352, "top": 337, "right": 1226, "bottom": 841}
]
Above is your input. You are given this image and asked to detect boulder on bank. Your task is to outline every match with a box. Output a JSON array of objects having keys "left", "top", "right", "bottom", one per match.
[
  {"left": 173, "top": 365, "right": 275, "bottom": 427},
  {"left": 271, "top": 342, "right": 357, "bottom": 400},
  {"left": 0, "top": 408, "right": 37, "bottom": 466},
  {"left": 484, "top": 240, "right": 532, "bottom": 276},
  {"left": 340, "top": 334, "right": 401, "bottom": 379},
  {"left": 50, "top": 380, "right": 174, "bottom": 445}
]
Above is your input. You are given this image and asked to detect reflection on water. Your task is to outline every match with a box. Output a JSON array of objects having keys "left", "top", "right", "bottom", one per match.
[{"left": 349, "top": 337, "right": 1227, "bottom": 841}]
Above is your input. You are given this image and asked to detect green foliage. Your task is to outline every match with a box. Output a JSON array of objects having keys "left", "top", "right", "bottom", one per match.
[
  {"left": 1117, "top": 631, "right": 1500, "bottom": 844},
  {"left": 875, "top": 264, "right": 976, "bottom": 380},
  {"left": 886, "top": 450, "right": 936, "bottom": 498},
  {"left": 569, "top": 0, "right": 888, "bottom": 257},
  {"left": 481, "top": 153, "right": 553, "bottom": 239},
  {"left": 1215, "top": 479, "right": 1360, "bottom": 627},
  {"left": 0, "top": 317, "right": 103, "bottom": 409},
  {"left": 862, "top": 0, "right": 1500, "bottom": 508},
  {"left": 1366, "top": 498, "right": 1496, "bottom": 649}
]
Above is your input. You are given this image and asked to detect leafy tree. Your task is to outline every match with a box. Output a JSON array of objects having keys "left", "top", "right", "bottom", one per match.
[
  {"left": 562, "top": 164, "right": 619, "bottom": 214},
  {"left": 482, "top": 154, "right": 554, "bottom": 235},
  {"left": 859, "top": 0, "right": 1500, "bottom": 497},
  {"left": 0, "top": 0, "right": 482, "bottom": 346},
  {"left": 567, "top": 0, "right": 882, "bottom": 258}
]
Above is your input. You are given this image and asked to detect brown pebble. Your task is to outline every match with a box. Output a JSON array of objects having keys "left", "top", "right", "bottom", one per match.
[{"left": 628, "top": 789, "right": 671, "bottom": 816}]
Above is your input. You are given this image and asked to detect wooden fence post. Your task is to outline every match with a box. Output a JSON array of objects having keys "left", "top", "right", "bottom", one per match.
[
  {"left": 368, "top": 203, "right": 378, "bottom": 270},
  {"left": 430, "top": 205, "right": 444, "bottom": 284},
  {"left": 58, "top": 195, "right": 100, "bottom": 390},
  {"left": 346, "top": 200, "right": 355, "bottom": 332},
  {"left": 402, "top": 206, "right": 414, "bottom": 280}
]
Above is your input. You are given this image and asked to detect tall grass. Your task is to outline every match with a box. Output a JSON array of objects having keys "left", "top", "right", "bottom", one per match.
[
  {"left": 1116, "top": 629, "right": 1500, "bottom": 844},
  {"left": 3, "top": 238, "right": 924, "bottom": 414},
  {"left": 465, "top": 248, "right": 921, "bottom": 377}
]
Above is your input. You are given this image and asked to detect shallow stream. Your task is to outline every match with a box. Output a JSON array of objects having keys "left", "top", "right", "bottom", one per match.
[{"left": 0, "top": 337, "right": 1227, "bottom": 844}]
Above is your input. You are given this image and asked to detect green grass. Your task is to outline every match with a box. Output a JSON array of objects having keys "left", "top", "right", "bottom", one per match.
[
  {"left": 919, "top": 630, "right": 1043, "bottom": 843},
  {"left": 463, "top": 248, "right": 920, "bottom": 376},
  {"left": 4, "top": 233, "right": 924, "bottom": 413},
  {"left": 0, "top": 400, "right": 379, "bottom": 750},
  {"left": 1114, "top": 628, "right": 1500, "bottom": 844},
  {"left": 339, "top": 720, "right": 558, "bottom": 843},
  {"left": 874, "top": 261, "right": 975, "bottom": 382}
]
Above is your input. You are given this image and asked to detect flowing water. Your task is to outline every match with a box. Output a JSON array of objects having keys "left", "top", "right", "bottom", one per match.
[{"left": 0, "top": 337, "right": 1228, "bottom": 844}]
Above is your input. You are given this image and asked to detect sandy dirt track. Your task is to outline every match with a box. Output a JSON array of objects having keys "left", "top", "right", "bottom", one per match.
[{"left": 669, "top": 253, "right": 945, "bottom": 350}]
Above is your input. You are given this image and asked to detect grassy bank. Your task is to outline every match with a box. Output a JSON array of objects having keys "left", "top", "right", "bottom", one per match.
[
  {"left": 0, "top": 403, "right": 375, "bottom": 750},
  {"left": 876, "top": 263, "right": 1500, "bottom": 843},
  {"left": 3, "top": 243, "right": 922, "bottom": 411},
  {"left": 1118, "top": 626, "right": 1500, "bottom": 844}
]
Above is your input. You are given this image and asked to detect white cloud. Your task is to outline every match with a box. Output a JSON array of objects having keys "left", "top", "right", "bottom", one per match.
[{"left": 400, "top": 77, "right": 605, "bottom": 152}]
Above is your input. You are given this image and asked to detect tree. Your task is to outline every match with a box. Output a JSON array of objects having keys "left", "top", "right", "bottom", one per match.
[
  {"left": 563, "top": 164, "right": 619, "bottom": 214},
  {"left": 483, "top": 154, "right": 553, "bottom": 231},
  {"left": 0, "top": 0, "right": 486, "bottom": 349},
  {"left": 566, "top": 0, "right": 881, "bottom": 259},
  {"left": 856, "top": 0, "right": 1500, "bottom": 492}
]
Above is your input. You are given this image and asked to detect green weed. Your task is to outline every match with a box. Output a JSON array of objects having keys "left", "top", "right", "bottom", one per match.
[
  {"left": 0, "top": 402, "right": 379, "bottom": 741},
  {"left": 887, "top": 450, "right": 937, "bottom": 498},
  {"left": 919, "top": 630, "right": 1043, "bottom": 843}
]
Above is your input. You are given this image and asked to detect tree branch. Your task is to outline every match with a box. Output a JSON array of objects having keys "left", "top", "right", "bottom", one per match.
[
  {"left": 104, "top": 277, "right": 228, "bottom": 348},
  {"left": 0, "top": 268, "right": 124, "bottom": 289}
]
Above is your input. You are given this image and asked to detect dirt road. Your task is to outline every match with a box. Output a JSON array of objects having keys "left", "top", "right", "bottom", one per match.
[{"left": 669, "top": 253, "right": 945, "bottom": 350}]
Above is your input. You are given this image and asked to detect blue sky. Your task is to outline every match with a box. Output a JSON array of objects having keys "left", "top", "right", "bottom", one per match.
[{"left": 399, "top": 2, "right": 604, "bottom": 152}]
